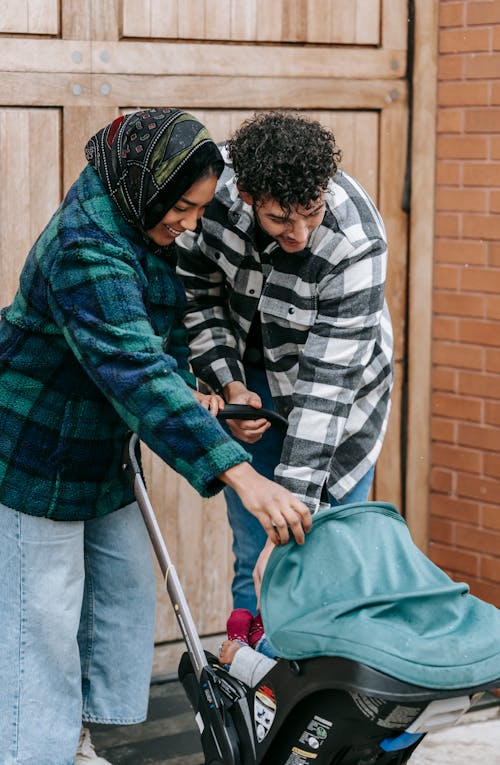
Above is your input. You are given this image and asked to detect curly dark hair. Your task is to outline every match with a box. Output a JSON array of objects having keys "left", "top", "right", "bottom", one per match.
[{"left": 227, "top": 111, "right": 342, "bottom": 210}]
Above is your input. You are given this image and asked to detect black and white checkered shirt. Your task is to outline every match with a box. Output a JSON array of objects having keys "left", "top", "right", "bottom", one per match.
[{"left": 177, "top": 152, "right": 394, "bottom": 512}]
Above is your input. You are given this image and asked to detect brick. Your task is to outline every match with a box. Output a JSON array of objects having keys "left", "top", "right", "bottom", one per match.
[
  {"left": 466, "top": 55, "right": 500, "bottom": 80},
  {"left": 458, "top": 423, "right": 499, "bottom": 451},
  {"left": 438, "top": 54, "right": 465, "bottom": 80},
  {"left": 465, "top": 108, "right": 500, "bottom": 131},
  {"left": 437, "top": 112, "right": 463, "bottom": 134},
  {"left": 493, "top": 82, "right": 500, "bottom": 104},
  {"left": 484, "top": 453, "right": 500, "bottom": 479},
  {"left": 489, "top": 241, "right": 500, "bottom": 265},
  {"left": 428, "top": 542, "right": 479, "bottom": 578},
  {"left": 489, "top": 190, "right": 500, "bottom": 214},
  {"left": 458, "top": 369, "right": 500, "bottom": 398},
  {"left": 467, "top": 2, "right": 500, "bottom": 26},
  {"left": 481, "top": 556, "right": 500, "bottom": 582},
  {"left": 437, "top": 135, "right": 488, "bottom": 159},
  {"left": 433, "top": 290, "right": 485, "bottom": 317},
  {"left": 430, "top": 517, "right": 455, "bottom": 544},
  {"left": 440, "top": 27, "right": 491, "bottom": 53},
  {"left": 460, "top": 266, "right": 500, "bottom": 293},
  {"left": 432, "top": 366, "right": 457, "bottom": 391},
  {"left": 436, "top": 161, "right": 461, "bottom": 184},
  {"left": 455, "top": 523, "right": 500, "bottom": 555},
  {"left": 433, "top": 265, "right": 460, "bottom": 289},
  {"left": 432, "top": 392, "right": 481, "bottom": 421},
  {"left": 436, "top": 187, "right": 487, "bottom": 212},
  {"left": 434, "top": 213, "right": 460, "bottom": 237},
  {"left": 486, "top": 294, "right": 500, "bottom": 320},
  {"left": 482, "top": 504, "right": 500, "bottom": 531},
  {"left": 485, "top": 400, "right": 500, "bottom": 426},
  {"left": 439, "top": 81, "right": 490, "bottom": 107},
  {"left": 430, "top": 494, "right": 481, "bottom": 524},
  {"left": 433, "top": 316, "right": 459, "bottom": 341},
  {"left": 463, "top": 162, "right": 500, "bottom": 186},
  {"left": 434, "top": 239, "right": 486, "bottom": 264},
  {"left": 439, "top": 2, "right": 466, "bottom": 27},
  {"left": 433, "top": 442, "right": 481, "bottom": 473},
  {"left": 432, "top": 340, "right": 484, "bottom": 369},
  {"left": 485, "top": 347, "right": 500, "bottom": 372},
  {"left": 491, "top": 191, "right": 500, "bottom": 213},
  {"left": 431, "top": 416, "right": 456, "bottom": 442},
  {"left": 492, "top": 137, "right": 500, "bottom": 159},
  {"left": 462, "top": 215, "right": 500, "bottom": 240},
  {"left": 469, "top": 579, "right": 500, "bottom": 607},
  {"left": 459, "top": 318, "right": 500, "bottom": 346},
  {"left": 456, "top": 473, "right": 500, "bottom": 504},
  {"left": 431, "top": 468, "right": 454, "bottom": 493},
  {"left": 495, "top": 26, "right": 500, "bottom": 50}
]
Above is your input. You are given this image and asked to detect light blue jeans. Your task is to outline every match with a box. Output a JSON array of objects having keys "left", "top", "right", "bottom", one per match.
[
  {"left": 0, "top": 501, "right": 156, "bottom": 765},
  {"left": 224, "top": 366, "right": 375, "bottom": 614}
]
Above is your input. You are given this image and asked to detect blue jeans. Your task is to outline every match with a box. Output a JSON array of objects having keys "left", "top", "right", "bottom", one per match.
[
  {"left": 224, "top": 366, "right": 375, "bottom": 614},
  {"left": 0, "top": 501, "right": 156, "bottom": 765}
]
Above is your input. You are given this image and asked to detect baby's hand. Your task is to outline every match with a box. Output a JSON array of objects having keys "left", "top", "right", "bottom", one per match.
[{"left": 218, "top": 639, "right": 245, "bottom": 666}]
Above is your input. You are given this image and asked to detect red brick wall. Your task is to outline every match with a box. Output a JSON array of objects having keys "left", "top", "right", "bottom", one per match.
[{"left": 430, "top": 1, "right": 500, "bottom": 606}]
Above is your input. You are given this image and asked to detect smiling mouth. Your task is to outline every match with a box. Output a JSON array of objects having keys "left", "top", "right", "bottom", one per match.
[{"left": 165, "top": 224, "right": 183, "bottom": 236}]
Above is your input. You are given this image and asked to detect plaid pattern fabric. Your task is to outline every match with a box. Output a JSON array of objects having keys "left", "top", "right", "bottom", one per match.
[
  {"left": 177, "top": 152, "right": 394, "bottom": 511},
  {"left": 0, "top": 166, "right": 248, "bottom": 520}
]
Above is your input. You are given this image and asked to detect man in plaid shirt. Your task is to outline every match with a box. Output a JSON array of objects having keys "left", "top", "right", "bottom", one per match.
[{"left": 177, "top": 112, "right": 394, "bottom": 613}]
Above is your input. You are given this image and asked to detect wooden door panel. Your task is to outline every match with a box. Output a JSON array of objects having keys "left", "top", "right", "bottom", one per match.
[
  {"left": 0, "top": 108, "right": 61, "bottom": 307},
  {"left": 0, "top": 0, "right": 58, "bottom": 34},
  {"left": 121, "top": 0, "right": 380, "bottom": 44}
]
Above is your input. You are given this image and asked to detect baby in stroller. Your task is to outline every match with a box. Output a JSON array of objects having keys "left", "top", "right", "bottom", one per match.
[{"left": 219, "top": 608, "right": 277, "bottom": 687}]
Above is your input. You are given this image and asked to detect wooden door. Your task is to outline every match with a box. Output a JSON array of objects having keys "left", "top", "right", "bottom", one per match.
[{"left": 0, "top": 0, "right": 409, "bottom": 674}]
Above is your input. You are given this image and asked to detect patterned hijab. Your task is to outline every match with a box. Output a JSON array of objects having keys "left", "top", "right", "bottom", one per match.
[{"left": 85, "top": 108, "right": 224, "bottom": 232}]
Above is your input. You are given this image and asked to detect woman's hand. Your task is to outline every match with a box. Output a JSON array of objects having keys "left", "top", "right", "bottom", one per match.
[
  {"left": 253, "top": 538, "right": 276, "bottom": 605},
  {"left": 192, "top": 389, "right": 225, "bottom": 416},
  {"left": 222, "top": 381, "right": 271, "bottom": 443},
  {"left": 220, "top": 462, "right": 312, "bottom": 545}
]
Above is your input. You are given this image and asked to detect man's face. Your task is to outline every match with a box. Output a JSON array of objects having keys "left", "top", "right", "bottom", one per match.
[{"left": 251, "top": 193, "right": 326, "bottom": 253}]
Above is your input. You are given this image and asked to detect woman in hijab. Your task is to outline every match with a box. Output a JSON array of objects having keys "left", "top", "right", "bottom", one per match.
[{"left": 0, "top": 109, "right": 310, "bottom": 765}]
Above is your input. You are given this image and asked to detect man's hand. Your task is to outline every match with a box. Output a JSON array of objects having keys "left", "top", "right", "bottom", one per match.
[{"left": 222, "top": 381, "right": 271, "bottom": 443}]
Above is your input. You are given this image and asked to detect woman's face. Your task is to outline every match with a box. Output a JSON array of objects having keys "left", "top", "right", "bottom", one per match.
[{"left": 146, "top": 174, "right": 217, "bottom": 247}]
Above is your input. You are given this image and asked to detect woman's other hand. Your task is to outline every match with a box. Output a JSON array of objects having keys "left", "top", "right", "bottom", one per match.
[
  {"left": 193, "top": 389, "right": 225, "bottom": 416},
  {"left": 219, "top": 462, "right": 311, "bottom": 545}
]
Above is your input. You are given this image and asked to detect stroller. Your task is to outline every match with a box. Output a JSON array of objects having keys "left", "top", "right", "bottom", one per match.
[{"left": 123, "top": 406, "right": 500, "bottom": 765}]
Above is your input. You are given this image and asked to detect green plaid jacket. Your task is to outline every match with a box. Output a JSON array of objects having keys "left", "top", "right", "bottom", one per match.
[{"left": 0, "top": 166, "right": 248, "bottom": 520}]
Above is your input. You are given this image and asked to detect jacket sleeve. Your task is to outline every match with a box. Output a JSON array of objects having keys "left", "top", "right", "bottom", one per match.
[
  {"left": 177, "top": 227, "right": 246, "bottom": 393},
  {"left": 229, "top": 646, "right": 277, "bottom": 687},
  {"left": 46, "top": 240, "right": 250, "bottom": 497},
  {"left": 275, "top": 234, "right": 392, "bottom": 512}
]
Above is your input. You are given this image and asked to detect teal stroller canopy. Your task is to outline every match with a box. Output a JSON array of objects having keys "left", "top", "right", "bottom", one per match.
[{"left": 260, "top": 502, "right": 500, "bottom": 690}]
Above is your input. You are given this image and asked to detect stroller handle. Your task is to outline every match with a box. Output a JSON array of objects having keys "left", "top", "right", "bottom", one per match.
[
  {"left": 217, "top": 403, "right": 288, "bottom": 431},
  {"left": 122, "top": 433, "right": 208, "bottom": 679}
]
